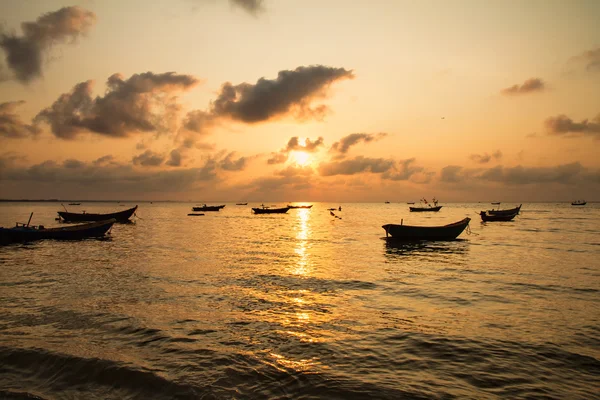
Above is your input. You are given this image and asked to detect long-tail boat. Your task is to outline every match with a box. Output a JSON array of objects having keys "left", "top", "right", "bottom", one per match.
[
  {"left": 487, "top": 204, "right": 522, "bottom": 216},
  {"left": 382, "top": 218, "right": 471, "bottom": 241},
  {"left": 479, "top": 211, "right": 518, "bottom": 222},
  {"left": 252, "top": 205, "right": 290, "bottom": 214},
  {"left": 58, "top": 205, "right": 137, "bottom": 223},
  {"left": 192, "top": 205, "right": 226, "bottom": 212}
]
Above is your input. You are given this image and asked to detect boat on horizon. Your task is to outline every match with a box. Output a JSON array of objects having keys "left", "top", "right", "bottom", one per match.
[
  {"left": 1, "top": 214, "right": 115, "bottom": 245},
  {"left": 58, "top": 205, "right": 137, "bottom": 223},
  {"left": 287, "top": 204, "right": 313, "bottom": 209},
  {"left": 235, "top": 203, "right": 248, "bottom": 205},
  {"left": 410, "top": 198, "right": 441, "bottom": 212},
  {"left": 192, "top": 204, "right": 226, "bottom": 212},
  {"left": 252, "top": 205, "right": 290, "bottom": 214},
  {"left": 571, "top": 200, "right": 586, "bottom": 206},
  {"left": 68, "top": 203, "right": 81, "bottom": 205},
  {"left": 479, "top": 211, "right": 518, "bottom": 222},
  {"left": 382, "top": 217, "right": 471, "bottom": 241}
]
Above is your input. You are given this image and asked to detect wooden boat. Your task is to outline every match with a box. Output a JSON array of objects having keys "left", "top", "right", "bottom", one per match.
[
  {"left": 68, "top": 203, "right": 81, "bottom": 205},
  {"left": 58, "top": 205, "right": 137, "bottom": 223},
  {"left": 407, "top": 202, "right": 415, "bottom": 204},
  {"left": 287, "top": 205, "right": 313, "bottom": 209},
  {"left": 192, "top": 205, "right": 225, "bottom": 212},
  {"left": 382, "top": 217, "right": 471, "bottom": 241},
  {"left": 235, "top": 203, "right": 248, "bottom": 205},
  {"left": 571, "top": 200, "right": 586, "bottom": 206},
  {"left": 187, "top": 213, "right": 205, "bottom": 216},
  {"left": 479, "top": 211, "right": 518, "bottom": 222},
  {"left": 252, "top": 205, "right": 290, "bottom": 214},
  {"left": 385, "top": 201, "right": 390, "bottom": 204},
  {"left": 1, "top": 217, "right": 115, "bottom": 245},
  {"left": 409, "top": 206, "right": 442, "bottom": 212},
  {"left": 487, "top": 204, "right": 522, "bottom": 216}
]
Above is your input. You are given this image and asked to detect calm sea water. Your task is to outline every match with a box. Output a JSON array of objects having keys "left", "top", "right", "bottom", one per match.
[{"left": 0, "top": 202, "right": 598, "bottom": 399}]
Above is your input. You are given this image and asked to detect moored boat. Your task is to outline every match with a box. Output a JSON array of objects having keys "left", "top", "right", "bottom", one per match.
[
  {"left": 382, "top": 218, "right": 471, "bottom": 241},
  {"left": 58, "top": 205, "right": 137, "bottom": 223},
  {"left": 410, "top": 206, "right": 442, "bottom": 212},
  {"left": 235, "top": 203, "right": 248, "bottom": 205},
  {"left": 252, "top": 205, "right": 290, "bottom": 214},
  {"left": 1, "top": 217, "right": 115, "bottom": 245},
  {"left": 571, "top": 200, "right": 586, "bottom": 206},
  {"left": 192, "top": 205, "right": 226, "bottom": 212},
  {"left": 487, "top": 204, "right": 522, "bottom": 216},
  {"left": 287, "top": 204, "right": 313, "bottom": 209},
  {"left": 479, "top": 211, "right": 518, "bottom": 222}
]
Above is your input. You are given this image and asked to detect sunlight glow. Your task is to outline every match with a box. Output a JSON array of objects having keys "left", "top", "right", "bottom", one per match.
[{"left": 290, "top": 150, "right": 311, "bottom": 166}]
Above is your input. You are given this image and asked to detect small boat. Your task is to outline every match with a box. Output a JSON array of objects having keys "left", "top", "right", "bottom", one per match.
[
  {"left": 487, "top": 204, "right": 522, "bottom": 216},
  {"left": 287, "top": 205, "right": 313, "bottom": 209},
  {"left": 192, "top": 205, "right": 225, "bottom": 212},
  {"left": 252, "top": 205, "right": 290, "bottom": 214},
  {"left": 235, "top": 203, "right": 248, "bottom": 206},
  {"left": 385, "top": 201, "right": 390, "bottom": 204},
  {"left": 58, "top": 205, "right": 137, "bottom": 223},
  {"left": 382, "top": 218, "right": 471, "bottom": 241},
  {"left": 410, "top": 206, "right": 442, "bottom": 212},
  {"left": 491, "top": 202, "right": 501, "bottom": 205},
  {"left": 187, "top": 213, "right": 205, "bottom": 216},
  {"left": 571, "top": 200, "right": 586, "bottom": 206},
  {"left": 68, "top": 203, "right": 81, "bottom": 205},
  {"left": 407, "top": 202, "right": 415, "bottom": 205},
  {"left": 1, "top": 215, "right": 115, "bottom": 245},
  {"left": 479, "top": 211, "right": 518, "bottom": 222}
]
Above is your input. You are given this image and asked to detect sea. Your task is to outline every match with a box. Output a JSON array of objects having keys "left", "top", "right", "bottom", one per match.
[{"left": 0, "top": 202, "right": 598, "bottom": 399}]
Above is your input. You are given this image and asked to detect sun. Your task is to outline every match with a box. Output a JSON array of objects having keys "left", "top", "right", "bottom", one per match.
[{"left": 290, "top": 150, "right": 311, "bottom": 167}]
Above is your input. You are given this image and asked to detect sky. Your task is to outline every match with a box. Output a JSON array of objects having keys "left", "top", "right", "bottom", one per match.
[{"left": 0, "top": 0, "right": 599, "bottom": 202}]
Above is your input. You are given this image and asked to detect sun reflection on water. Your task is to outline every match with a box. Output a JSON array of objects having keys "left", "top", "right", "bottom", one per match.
[{"left": 291, "top": 208, "right": 312, "bottom": 276}]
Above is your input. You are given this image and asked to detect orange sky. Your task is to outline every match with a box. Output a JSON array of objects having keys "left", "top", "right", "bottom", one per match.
[{"left": 1, "top": 0, "right": 599, "bottom": 201}]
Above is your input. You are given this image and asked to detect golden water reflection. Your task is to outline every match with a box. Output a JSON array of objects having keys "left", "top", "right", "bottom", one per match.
[{"left": 291, "top": 208, "right": 312, "bottom": 276}]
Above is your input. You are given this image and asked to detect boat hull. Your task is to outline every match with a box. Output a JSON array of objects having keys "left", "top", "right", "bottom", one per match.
[
  {"left": 252, "top": 207, "right": 290, "bottom": 214},
  {"left": 487, "top": 204, "right": 521, "bottom": 216},
  {"left": 571, "top": 202, "right": 586, "bottom": 206},
  {"left": 382, "top": 217, "right": 470, "bottom": 241},
  {"left": 409, "top": 206, "right": 442, "bottom": 212},
  {"left": 480, "top": 212, "right": 517, "bottom": 222},
  {"left": 58, "top": 206, "right": 137, "bottom": 222},
  {"left": 192, "top": 205, "right": 225, "bottom": 212},
  {"left": 287, "top": 205, "right": 313, "bottom": 209},
  {"left": 1, "top": 219, "right": 115, "bottom": 245}
]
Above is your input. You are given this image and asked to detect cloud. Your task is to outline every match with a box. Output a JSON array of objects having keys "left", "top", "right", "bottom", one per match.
[
  {"left": 329, "top": 132, "right": 387, "bottom": 158},
  {"left": 166, "top": 149, "right": 182, "bottom": 167},
  {"left": 0, "top": 101, "right": 40, "bottom": 138},
  {"left": 219, "top": 151, "right": 247, "bottom": 171},
  {"left": 209, "top": 65, "right": 354, "bottom": 123},
  {"left": 440, "top": 162, "right": 590, "bottom": 185},
  {"left": 93, "top": 155, "right": 116, "bottom": 166},
  {"left": 132, "top": 150, "right": 165, "bottom": 166},
  {"left": 500, "top": 78, "right": 545, "bottom": 96},
  {"left": 0, "top": 157, "right": 219, "bottom": 194},
  {"left": 229, "top": 0, "right": 265, "bottom": 16},
  {"left": 569, "top": 47, "right": 600, "bottom": 73},
  {"left": 0, "top": 6, "right": 96, "bottom": 83},
  {"left": 266, "top": 136, "right": 325, "bottom": 165},
  {"left": 469, "top": 150, "right": 502, "bottom": 164},
  {"left": 381, "top": 158, "right": 425, "bottom": 181},
  {"left": 35, "top": 72, "right": 199, "bottom": 139},
  {"left": 544, "top": 114, "right": 600, "bottom": 139},
  {"left": 318, "top": 156, "right": 395, "bottom": 176}
]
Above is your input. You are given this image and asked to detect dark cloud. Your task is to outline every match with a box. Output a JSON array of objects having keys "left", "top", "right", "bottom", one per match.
[
  {"left": 381, "top": 158, "right": 425, "bottom": 181},
  {"left": 544, "top": 114, "right": 600, "bottom": 139},
  {"left": 0, "top": 101, "right": 40, "bottom": 138},
  {"left": 274, "top": 165, "right": 314, "bottom": 177},
  {"left": 35, "top": 72, "right": 199, "bottom": 139},
  {"left": 166, "top": 149, "right": 182, "bottom": 167},
  {"left": 329, "top": 132, "right": 387, "bottom": 157},
  {"left": 0, "top": 157, "right": 219, "bottom": 194},
  {"left": 318, "top": 156, "right": 395, "bottom": 176},
  {"left": 440, "top": 162, "right": 589, "bottom": 185},
  {"left": 500, "top": 78, "right": 545, "bottom": 96},
  {"left": 469, "top": 150, "right": 502, "bottom": 164},
  {"left": 229, "top": 0, "right": 265, "bottom": 16},
  {"left": 93, "top": 155, "right": 116, "bottom": 166},
  {"left": 0, "top": 6, "right": 96, "bottom": 83},
  {"left": 219, "top": 151, "right": 247, "bottom": 171},
  {"left": 569, "top": 47, "right": 600, "bottom": 73},
  {"left": 210, "top": 65, "right": 354, "bottom": 123},
  {"left": 267, "top": 152, "right": 288, "bottom": 165},
  {"left": 132, "top": 150, "right": 165, "bottom": 167}
]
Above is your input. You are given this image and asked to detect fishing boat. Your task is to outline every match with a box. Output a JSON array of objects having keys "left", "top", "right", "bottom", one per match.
[
  {"left": 571, "top": 200, "right": 586, "bottom": 206},
  {"left": 68, "top": 203, "right": 81, "bottom": 205},
  {"left": 479, "top": 211, "right": 518, "bottom": 222},
  {"left": 410, "top": 198, "right": 442, "bottom": 212},
  {"left": 187, "top": 213, "right": 205, "bottom": 216},
  {"left": 407, "top": 202, "right": 415, "bottom": 205},
  {"left": 487, "top": 204, "right": 522, "bottom": 216},
  {"left": 252, "top": 205, "right": 290, "bottom": 214},
  {"left": 192, "top": 204, "right": 226, "bottom": 212},
  {"left": 382, "top": 217, "right": 471, "bottom": 241},
  {"left": 58, "top": 205, "right": 137, "bottom": 223},
  {"left": 1, "top": 215, "right": 115, "bottom": 245},
  {"left": 287, "top": 205, "right": 313, "bottom": 209},
  {"left": 235, "top": 203, "right": 248, "bottom": 205}
]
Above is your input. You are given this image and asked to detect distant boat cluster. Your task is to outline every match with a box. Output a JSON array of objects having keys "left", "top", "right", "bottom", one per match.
[{"left": 0, "top": 199, "right": 588, "bottom": 245}]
